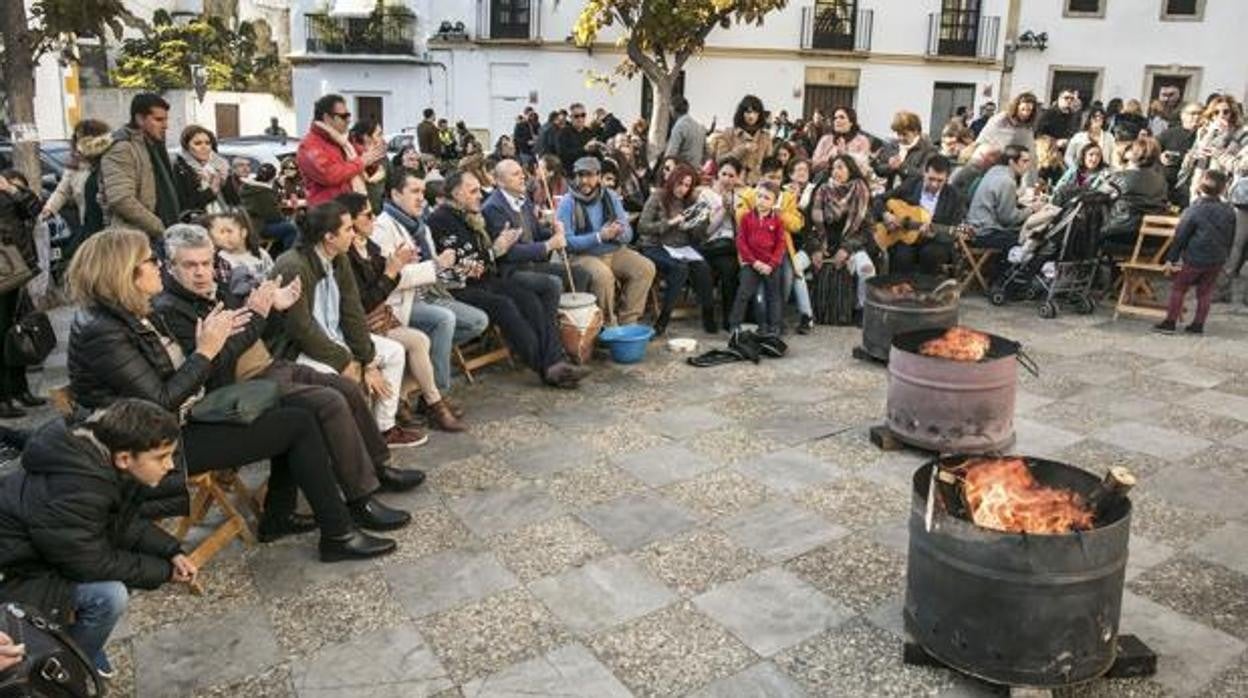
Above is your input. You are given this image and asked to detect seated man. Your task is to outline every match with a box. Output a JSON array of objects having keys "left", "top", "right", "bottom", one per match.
[
  {"left": 268, "top": 201, "right": 426, "bottom": 446},
  {"left": 482, "top": 158, "right": 591, "bottom": 296},
  {"left": 428, "top": 170, "right": 588, "bottom": 388},
  {"left": 0, "top": 399, "right": 191, "bottom": 678},
  {"left": 965, "top": 145, "right": 1039, "bottom": 253},
  {"left": 153, "top": 223, "right": 419, "bottom": 532},
  {"left": 877, "top": 154, "right": 966, "bottom": 276},
  {"left": 372, "top": 170, "right": 488, "bottom": 402},
  {"left": 557, "top": 157, "right": 656, "bottom": 326}
]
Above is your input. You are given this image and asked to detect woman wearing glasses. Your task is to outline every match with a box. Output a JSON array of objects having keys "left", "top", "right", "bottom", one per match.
[{"left": 1181, "top": 96, "right": 1246, "bottom": 203}]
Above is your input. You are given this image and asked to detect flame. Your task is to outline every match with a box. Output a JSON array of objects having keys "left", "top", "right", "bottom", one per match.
[
  {"left": 960, "top": 458, "right": 1094, "bottom": 534},
  {"left": 919, "top": 326, "right": 991, "bottom": 362}
]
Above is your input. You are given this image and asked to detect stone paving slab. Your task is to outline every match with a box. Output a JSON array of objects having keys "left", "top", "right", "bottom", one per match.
[{"left": 47, "top": 297, "right": 1248, "bottom": 697}]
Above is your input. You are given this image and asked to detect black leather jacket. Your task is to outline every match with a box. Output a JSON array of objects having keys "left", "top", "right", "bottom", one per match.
[{"left": 68, "top": 301, "right": 213, "bottom": 518}]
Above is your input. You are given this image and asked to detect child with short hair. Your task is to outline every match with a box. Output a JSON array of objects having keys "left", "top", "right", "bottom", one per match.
[
  {"left": 200, "top": 211, "right": 274, "bottom": 297},
  {"left": 729, "top": 180, "right": 787, "bottom": 336},
  {"left": 1155, "top": 170, "right": 1236, "bottom": 335}
]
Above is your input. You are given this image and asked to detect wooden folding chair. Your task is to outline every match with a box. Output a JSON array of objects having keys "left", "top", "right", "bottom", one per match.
[
  {"left": 48, "top": 386, "right": 261, "bottom": 590},
  {"left": 1114, "top": 215, "right": 1179, "bottom": 320},
  {"left": 453, "top": 326, "right": 515, "bottom": 383},
  {"left": 955, "top": 236, "right": 998, "bottom": 294}
]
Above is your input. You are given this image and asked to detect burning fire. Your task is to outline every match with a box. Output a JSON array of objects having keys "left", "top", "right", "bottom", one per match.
[
  {"left": 920, "top": 326, "right": 991, "bottom": 362},
  {"left": 960, "top": 458, "right": 1094, "bottom": 535}
]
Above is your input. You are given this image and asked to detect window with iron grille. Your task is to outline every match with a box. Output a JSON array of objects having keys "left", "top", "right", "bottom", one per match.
[
  {"left": 811, "top": 0, "right": 857, "bottom": 51},
  {"left": 804, "top": 85, "right": 856, "bottom": 120},
  {"left": 937, "top": 0, "right": 981, "bottom": 58},
  {"left": 491, "top": 0, "right": 532, "bottom": 39}
]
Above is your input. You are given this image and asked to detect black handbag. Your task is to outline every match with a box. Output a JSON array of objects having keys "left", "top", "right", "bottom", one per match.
[
  {"left": 188, "top": 379, "right": 281, "bottom": 426},
  {"left": 0, "top": 603, "right": 104, "bottom": 698},
  {"left": 4, "top": 293, "right": 56, "bottom": 367}
]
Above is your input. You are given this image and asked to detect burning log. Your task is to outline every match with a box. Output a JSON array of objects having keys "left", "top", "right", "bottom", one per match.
[
  {"left": 957, "top": 457, "right": 1094, "bottom": 535},
  {"left": 918, "top": 326, "right": 991, "bottom": 362},
  {"left": 1085, "top": 466, "right": 1136, "bottom": 519}
]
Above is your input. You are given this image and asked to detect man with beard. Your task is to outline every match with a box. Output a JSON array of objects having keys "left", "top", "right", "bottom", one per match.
[
  {"left": 427, "top": 171, "right": 589, "bottom": 388},
  {"left": 556, "top": 157, "right": 656, "bottom": 326}
]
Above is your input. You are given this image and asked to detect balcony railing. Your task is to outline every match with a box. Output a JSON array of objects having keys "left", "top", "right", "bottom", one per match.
[
  {"left": 304, "top": 11, "right": 419, "bottom": 56},
  {"left": 926, "top": 11, "right": 999, "bottom": 59},
  {"left": 800, "top": 6, "right": 873, "bottom": 52},
  {"left": 476, "top": 0, "right": 542, "bottom": 41}
]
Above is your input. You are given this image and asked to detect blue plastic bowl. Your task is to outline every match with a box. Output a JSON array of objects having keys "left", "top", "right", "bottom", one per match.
[{"left": 598, "top": 324, "right": 654, "bottom": 363}]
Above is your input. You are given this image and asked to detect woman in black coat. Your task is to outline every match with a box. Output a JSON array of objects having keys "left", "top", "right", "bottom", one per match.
[
  {"left": 172, "top": 125, "right": 240, "bottom": 215},
  {"left": 65, "top": 228, "right": 394, "bottom": 561},
  {"left": 0, "top": 170, "right": 46, "bottom": 418}
]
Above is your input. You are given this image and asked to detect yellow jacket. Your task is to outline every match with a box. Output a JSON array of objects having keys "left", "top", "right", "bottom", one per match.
[{"left": 734, "top": 187, "right": 803, "bottom": 257}]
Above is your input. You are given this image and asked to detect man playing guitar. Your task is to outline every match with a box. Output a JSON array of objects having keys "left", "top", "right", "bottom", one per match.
[{"left": 873, "top": 154, "right": 967, "bottom": 276}]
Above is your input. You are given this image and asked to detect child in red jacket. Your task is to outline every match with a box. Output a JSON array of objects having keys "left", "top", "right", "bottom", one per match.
[{"left": 729, "top": 181, "right": 787, "bottom": 335}]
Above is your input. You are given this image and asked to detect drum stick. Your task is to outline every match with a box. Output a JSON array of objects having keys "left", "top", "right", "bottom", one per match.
[{"left": 541, "top": 168, "right": 578, "bottom": 293}]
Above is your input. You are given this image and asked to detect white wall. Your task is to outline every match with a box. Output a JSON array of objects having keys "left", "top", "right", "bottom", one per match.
[
  {"left": 81, "top": 88, "right": 295, "bottom": 142},
  {"left": 1011, "top": 0, "right": 1246, "bottom": 104}
]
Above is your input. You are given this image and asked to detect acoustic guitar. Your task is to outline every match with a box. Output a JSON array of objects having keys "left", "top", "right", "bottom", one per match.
[{"left": 873, "top": 198, "right": 970, "bottom": 251}]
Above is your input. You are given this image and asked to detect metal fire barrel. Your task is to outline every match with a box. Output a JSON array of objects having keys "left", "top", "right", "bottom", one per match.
[
  {"left": 862, "top": 274, "right": 960, "bottom": 362},
  {"left": 887, "top": 328, "right": 1019, "bottom": 453},
  {"left": 905, "top": 456, "right": 1132, "bottom": 687}
]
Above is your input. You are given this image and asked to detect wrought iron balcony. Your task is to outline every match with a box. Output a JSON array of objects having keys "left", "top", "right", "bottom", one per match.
[
  {"left": 476, "top": 0, "right": 543, "bottom": 41},
  {"left": 926, "top": 10, "right": 999, "bottom": 59},
  {"left": 801, "top": 3, "right": 873, "bottom": 52},
  {"left": 304, "top": 11, "right": 419, "bottom": 56}
]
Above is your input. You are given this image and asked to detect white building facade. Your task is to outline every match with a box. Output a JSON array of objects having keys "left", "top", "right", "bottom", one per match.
[
  {"left": 1007, "top": 0, "right": 1245, "bottom": 110},
  {"left": 290, "top": 0, "right": 1014, "bottom": 143}
]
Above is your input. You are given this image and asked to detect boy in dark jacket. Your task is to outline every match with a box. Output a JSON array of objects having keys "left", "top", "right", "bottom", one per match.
[
  {"left": 729, "top": 181, "right": 787, "bottom": 336},
  {"left": 0, "top": 399, "right": 191, "bottom": 677},
  {"left": 1155, "top": 170, "right": 1236, "bottom": 335}
]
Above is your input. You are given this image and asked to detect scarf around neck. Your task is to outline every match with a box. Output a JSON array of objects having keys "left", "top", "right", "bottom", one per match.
[
  {"left": 313, "top": 121, "right": 368, "bottom": 194},
  {"left": 570, "top": 185, "right": 617, "bottom": 235}
]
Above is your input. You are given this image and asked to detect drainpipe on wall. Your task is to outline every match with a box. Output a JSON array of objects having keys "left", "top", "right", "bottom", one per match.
[{"left": 999, "top": 0, "right": 1022, "bottom": 103}]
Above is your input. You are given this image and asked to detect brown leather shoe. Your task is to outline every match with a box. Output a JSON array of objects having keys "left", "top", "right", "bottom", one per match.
[
  {"left": 443, "top": 396, "right": 466, "bottom": 418},
  {"left": 426, "top": 398, "right": 467, "bottom": 432}
]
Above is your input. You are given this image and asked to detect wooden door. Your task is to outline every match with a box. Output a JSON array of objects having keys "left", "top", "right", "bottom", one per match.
[
  {"left": 356, "top": 96, "right": 384, "bottom": 130},
  {"left": 214, "top": 103, "right": 239, "bottom": 138}
]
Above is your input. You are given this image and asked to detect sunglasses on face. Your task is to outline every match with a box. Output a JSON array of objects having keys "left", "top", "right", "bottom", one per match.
[
  {"left": 332, "top": 111, "right": 351, "bottom": 120},
  {"left": 572, "top": 113, "right": 586, "bottom": 119}
]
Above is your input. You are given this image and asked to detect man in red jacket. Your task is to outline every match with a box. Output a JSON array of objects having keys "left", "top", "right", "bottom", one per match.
[{"left": 296, "top": 94, "right": 386, "bottom": 206}]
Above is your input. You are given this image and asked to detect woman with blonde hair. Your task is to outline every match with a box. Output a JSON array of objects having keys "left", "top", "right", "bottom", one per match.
[
  {"left": 874, "top": 110, "right": 935, "bottom": 190},
  {"left": 66, "top": 227, "right": 398, "bottom": 562},
  {"left": 1181, "top": 95, "right": 1247, "bottom": 201}
]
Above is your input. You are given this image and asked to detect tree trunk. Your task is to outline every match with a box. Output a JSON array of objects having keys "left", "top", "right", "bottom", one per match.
[
  {"left": 645, "top": 72, "right": 673, "bottom": 165},
  {"left": 0, "top": 1, "right": 41, "bottom": 187}
]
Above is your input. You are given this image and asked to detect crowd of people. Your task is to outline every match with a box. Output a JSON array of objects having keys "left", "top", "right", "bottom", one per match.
[{"left": 0, "top": 83, "right": 1245, "bottom": 681}]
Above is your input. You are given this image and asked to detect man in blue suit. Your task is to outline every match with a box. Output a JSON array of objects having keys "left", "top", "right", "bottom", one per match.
[{"left": 481, "top": 158, "right": 590, "bottom": 297}]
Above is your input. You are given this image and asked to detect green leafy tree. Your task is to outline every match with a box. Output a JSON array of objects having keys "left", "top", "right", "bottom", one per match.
[
  {"left": 570, "top": 0, "right": 788, "bottom": 158},
  {"left": 0, "top": 0, "right": 135, "bottom": 182},
  {"left": 112, "top": 12, "right": 289, "bottom": 100}
]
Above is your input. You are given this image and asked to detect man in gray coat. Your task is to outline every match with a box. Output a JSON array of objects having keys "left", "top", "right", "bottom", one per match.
[
  {"left": 99, "top": 93, "right": 181, "bottom": 243},
  {"left": 664, "top": 96, "right": 706, "bottom": 168},
  {"left": 966, "top": 145, "right": 1039, "bottom": 251}
]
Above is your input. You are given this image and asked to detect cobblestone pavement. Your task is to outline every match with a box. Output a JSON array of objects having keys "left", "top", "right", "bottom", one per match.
[{"left": 13, "top": 298, "right": 1248, "bottom": 697}]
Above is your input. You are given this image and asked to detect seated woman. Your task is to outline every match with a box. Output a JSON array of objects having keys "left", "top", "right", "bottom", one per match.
[
  {"left": 338, "top": 192, "right": 465, "bottom": 432},
  {"left": 66, "top": 228, "right": 396, "bottom": 562},
  {"left": 808, "top": 154, "right": 877, "bottom": 313},
  {"left": 1052, "top": 142, "right": 1110, "bottom": 207},
  {"left": 637, "top": 163, "right": 717, "bottom": 335},
  {"left": 1102, "top": 137, "right": 1170, "bottom": 247}
]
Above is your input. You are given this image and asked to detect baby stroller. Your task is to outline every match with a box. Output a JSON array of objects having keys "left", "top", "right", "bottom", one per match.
[{"left": 988, "top": 183, "right": 1117, "bottom": 318}]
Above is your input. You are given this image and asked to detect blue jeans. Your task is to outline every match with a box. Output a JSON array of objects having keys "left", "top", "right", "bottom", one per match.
[
  {"left": 409, "top": 297, "right": 489, "bottom": 391},
  {"left": 69, "top": 581, "right": 128, "bottom": 669},
  {"left": 262, "top": 220, "right": 299, "bottom": 254}
]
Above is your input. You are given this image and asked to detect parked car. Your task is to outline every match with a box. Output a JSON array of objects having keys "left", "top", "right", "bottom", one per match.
[
  {"left": 386, "top": 128, "right": 419, "bottom": 153},
  {"left": 169, "top": 134, "right": 298, "bottom": 175},
  {"left": 0, "top": 139, "right": 73, "bottom": 197}
]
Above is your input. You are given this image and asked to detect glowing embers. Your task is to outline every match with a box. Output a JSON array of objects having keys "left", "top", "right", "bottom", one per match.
[{"left": 918, "top": 326, "right": 991, "bottom": 362}]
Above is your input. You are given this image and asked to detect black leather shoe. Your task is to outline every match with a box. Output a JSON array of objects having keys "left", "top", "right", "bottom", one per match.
[
  {"left": 545, "top": 362, "right": 590, "bottom": 388},
  {"left": 376, "top": 465, "right": 427, "bottom": 493},
  {"left": 319, "top": 529, "right": 397, "bottom": 562},
  {"left": 257, "top": 512, "right": 318, "bottom": 543},
  {"left": 0, "top": 401, "right": 26, "bottom": 419},
  {"left": 15, "top": 391, "right": 47, "bottom": 408},
  {"left": 349, "top": 497, "right": 412, "bottom": 531}
]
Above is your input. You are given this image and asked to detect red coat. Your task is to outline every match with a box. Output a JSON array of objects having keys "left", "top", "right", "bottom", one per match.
[
  {"left": 736, "top": 210, "right": 786, "bottom": 268},
  {"left": 296, "top": 126, "right": 364, "bottom": 206}
]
